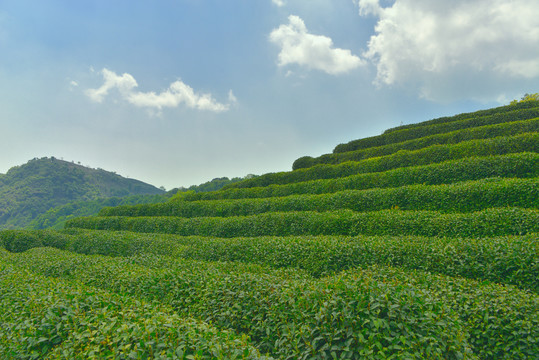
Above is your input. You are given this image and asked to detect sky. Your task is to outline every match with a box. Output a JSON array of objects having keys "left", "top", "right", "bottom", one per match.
[{"left": 1, "top": 0, "right": 538, "bottom": 189}]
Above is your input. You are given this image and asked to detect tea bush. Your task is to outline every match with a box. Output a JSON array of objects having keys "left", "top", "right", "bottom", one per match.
[
  {"left": 0, "top": 257, "right": 269, "bottom": 360},
  {"left": 100, "top": 177, "right": 538, "bottom": 218},
  {"left": 3, "top": 230, "right": 536, "bottom": 292},
  {"left": 2, "top": 248, "right": 474, "bottom": 359},
  {"left": 294, "top": 117, "right": 539, "bottom": 169},
  {"left": 333, "top": 106, "right": 539, "bottom": 153},
  {"left": 183, "top": 153, "right": 539, "bottom": 201},
  {"left": 383, "top": 100, "right": 539, "bottom": 134},
  {"left": 226, "top": 133, "right": 538, "bottom": 189},
  {"left": 66, "top": 207, "right": 539, "bottom": 238}
]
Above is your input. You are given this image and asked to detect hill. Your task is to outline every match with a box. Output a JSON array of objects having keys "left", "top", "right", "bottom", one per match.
[
  {"left": 1, "top": 101, "right": 538, "bottom": 358},
  {"left": 27, "top": 175, "right": 256, "bottom": 230},
  {"left": 0, "top": 157, "right": 164, "bottom": 229}
]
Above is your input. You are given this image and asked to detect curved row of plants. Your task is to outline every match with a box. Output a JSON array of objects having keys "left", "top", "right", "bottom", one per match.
[
  {"left": 381, "top": 100, "right": 539, "bottom": 135},
  {"left": 99, "top": 177, "right": 539, "bottom": 218},
  {"left": 65, "top": 207, "right": 539, "bottom": 238},
  {"left": 5, "top": 247, "right": 538, "bottom": 359},
  {"left": 2, "top": 229, "right": 536, "bottom": 292},
  {"left": 294, "top": 117, "right": 539, "bottom": 169},
  {"left": 1, "top": 247, "right": 469, "bottom": 359},
  {"left": 182, "top": 153, "right": 539, "bottom": 201},
  {"left": 226, "top": 133, "right": 538, "bottom": 189},
  {"left": 0, "top": 253, "right": 268, "bottom": 360},
  {"left": 332, "top": 105, "right": 539, "bottom": 153}
]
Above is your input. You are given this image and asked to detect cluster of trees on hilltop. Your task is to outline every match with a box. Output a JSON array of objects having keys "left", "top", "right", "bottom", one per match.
[{"left": 510, "top": 92, "right": 539, "bottom": 104}]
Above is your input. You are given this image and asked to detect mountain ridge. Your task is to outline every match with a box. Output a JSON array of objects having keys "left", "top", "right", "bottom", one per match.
[{"left": 0, "top": 157, "right": 164, "bottom": 229}]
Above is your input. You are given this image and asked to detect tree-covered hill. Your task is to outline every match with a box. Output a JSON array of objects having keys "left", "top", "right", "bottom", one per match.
[
  {"left": 0, "top": 157, "right": 164, "bottom": 229},
  {"left": 27, "top": 175, "right": 256, "bottom": 230}
]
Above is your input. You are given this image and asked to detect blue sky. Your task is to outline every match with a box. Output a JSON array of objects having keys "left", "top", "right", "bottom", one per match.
[{"left": 1, "top": 0, "right": 538, "bottom": 189}]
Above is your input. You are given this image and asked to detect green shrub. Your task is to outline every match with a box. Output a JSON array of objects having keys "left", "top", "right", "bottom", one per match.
[
  {"left": 383, "top": 100, "right": 539, "bottom": 135},
  {"left": 0, "top": 259, "right": 268, "bottom": 360},
  {"left": 0, "top": 229, "right": 72, "bottom": 253},
  {"left": 8, "top": 247, "right": 539, "bottom": 359},
  {"left": 99, "top": 177, "right": 539, "bottom": 218},
  {"left": 294, "top": 117, "right": 539, "bottom": 169},
  {"left": 351, "top": 266, "right": 539, "bottom": 360},
  {"left": 66, "top": 208, "right": 539, "bottom": 238},
  {"left": 6, "top": 229, "right": 537, "bottom": 292},
  {"left": 2, "top": 248, "right": 474, "bottom": 359},
  {"left": 227, "top": 133, "right": 539, "bottom": 189},
  {"left": 185, "top": 153, "right": 539, "bottom": 201},
  {"left": 333, "top": 106, "right": 539, "bottom": 153},
  {"left": 175, "top": 233, "right": 539, "bottom": 292}
]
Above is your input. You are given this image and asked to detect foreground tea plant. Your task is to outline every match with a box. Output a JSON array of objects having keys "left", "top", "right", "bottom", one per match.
[
  {"left": 66, "top": 207, "right": 539, "bottom": 238},
  {"left": 0, "top": 252, "right": 270, "bottom": 360},
  {"left": 2, "top": 230, "right": 537, "bottom": 292},
  {"left": 2, "top": 247, "right": 475, "bottom": 359}
]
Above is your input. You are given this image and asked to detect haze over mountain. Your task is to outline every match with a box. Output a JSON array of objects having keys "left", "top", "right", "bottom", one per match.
[{"left": 0, "top": 157, "right": 164, "bottom": 229}]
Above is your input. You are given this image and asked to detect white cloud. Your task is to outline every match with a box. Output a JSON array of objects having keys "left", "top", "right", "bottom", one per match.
[
  {"left": 357, "top": 0, "right": 539, "bottom": 101},
  {"left": 357, "top": 0, "right": 382, "bottom": 16},
  {"left": 269, "top": 15, "right": 365, "bottom": 75},
  {"left": 86, "top": 68, "right": 231, "bottom": 112},
  {"left": 272, "top": 0, "right": 285, "bottom": 7},
  {"left": 85, "top": 69, "right": 137, "bottom": 103},
  {"left": 228, "top": 90, "right": 238, "bottom": 104}
]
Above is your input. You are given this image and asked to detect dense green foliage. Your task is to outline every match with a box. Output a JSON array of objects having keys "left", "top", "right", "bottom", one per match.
[
  {"left": 294, "top": 117, "right": 539, "bottom": 169},
  {"left": 0, "top": 255, "right": 268, "bottom": 359},
  {"left": 23, "top": 174, "right": 252, "bottom": 231},
  {"left": 65, "top": 207, "right": 539, "bottom": 238},
  {"left": 99, "top": 177, "right": 539, "bottom": 218},
  {"left": 227, "top": 133, "right": 538, "bottom": 189},
  {"left": 382, "top": 99, "right": 539, "bottom": 135},
  {"left": 333, "top": 103, "right": 539, "bottom": 153},
  {"left": 174, "top": 176, "right": 258, "bottom": 195},
  {"left": 5, "top": 103, "right": 539, "bottom": 358},
  {"left": 2, "top": 229, "right": 536, "bottom": 292},
  {"left": 510, "top": 93, "right": 539, "bottom": 105},
  {"left": 0, "top": 157, "right": 164, "bottom": 230},
  {"left": 183, "top": 153, "right": 539, "bottom": 201},
  {"left": 28, "top": 193, "right": 172, "bottom": 230},
  {"left": 4, "top": 247, "right": 539, "bottom": 359},
  {"left": 0, "top": 247, "right": 476, "bottom": 359}
]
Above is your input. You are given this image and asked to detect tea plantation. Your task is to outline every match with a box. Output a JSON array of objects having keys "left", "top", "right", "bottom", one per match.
[{"left": 1, "top": 101, "right": 538, "bottom": 359}]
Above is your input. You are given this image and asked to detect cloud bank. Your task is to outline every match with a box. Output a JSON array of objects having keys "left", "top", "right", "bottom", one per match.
[
  {"left": 86, "top": 69, "right": 231, "bottom": 112},
  {"left": 358, "top": 0, "right": 539, "bottom": 101},
  {"left": 270, "top": 15, "right": 365, "bottom": 75}
]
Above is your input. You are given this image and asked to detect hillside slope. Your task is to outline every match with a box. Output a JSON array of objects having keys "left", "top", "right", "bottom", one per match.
[
  {"left": 1, "top": 102, "right": 538, "bottom": 359},
  {"left": 0, "top": 157, "right": 164, "bottom": 229},
  {"left": 27, "top": 175, "right": 257, "bottom": 230}
]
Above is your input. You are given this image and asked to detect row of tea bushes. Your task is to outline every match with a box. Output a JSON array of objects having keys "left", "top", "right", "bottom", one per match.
[
  {"left": 100, "top": 177, "right": 539, "bottom": 218},
  {"left": 171, "top": 233, "right": 539, "bottom": 292},
  {"left": 345, "top": 265, "right": 539, "bottom": 360},
  {"left": 294, "top": 117, "right": 539, "bottom": 169},
  {"left": 226, "top": 133, "right": 539, "bottom": 189},
  {"left": 0, "top": 254, "right": 268, "bottom": 360},
  {"left": 182, "top": 153, "right": 539, "bottom": 201},
  {"left": 66, "top": 207, "right": 539, "bottom": 238},
  {"left": 333, "top": 105, "right": 539, "bottom": 153},
  {"left": 5, "top": 247, "right": 538, "bottom": 359},
  {"left": 382, "top": 100, "right": 539, "bottom": 134},
  {"left": 4, "top": 229, "right": 534, "bottom": 292},
  {"left": 0, "top": 228, "right": 182, "bottom": 256},
  {"left": 0, "top": 247, "right": 475, "bottom": 359}
]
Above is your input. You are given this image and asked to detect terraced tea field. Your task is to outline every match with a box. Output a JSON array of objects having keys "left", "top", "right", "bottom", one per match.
[{"left": 1, "top": 101, "right": 538, "bottom": 359}]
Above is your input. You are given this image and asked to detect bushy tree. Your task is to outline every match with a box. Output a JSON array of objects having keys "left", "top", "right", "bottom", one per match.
[{"left": 510, "top": 92, "right": 539, "bottom": 105}]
